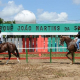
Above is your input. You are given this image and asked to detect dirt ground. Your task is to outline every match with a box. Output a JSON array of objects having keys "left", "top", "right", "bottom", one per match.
[{"left": 0, "top": 59, "right": 80, "bottom": 80}]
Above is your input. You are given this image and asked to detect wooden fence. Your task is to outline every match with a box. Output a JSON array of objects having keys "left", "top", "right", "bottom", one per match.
[{"left": 3, "top": 35, "right": 68, "bottom": 53}]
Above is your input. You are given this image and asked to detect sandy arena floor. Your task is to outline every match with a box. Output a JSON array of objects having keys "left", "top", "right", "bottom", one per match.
[{"left": 0, "top": 59, "right": 80, "bottom": 80}]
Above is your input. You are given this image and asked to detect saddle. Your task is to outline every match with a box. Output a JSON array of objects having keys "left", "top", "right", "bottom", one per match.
[{"left": 69, "top": 40, "right": 77, "bottom": 48}]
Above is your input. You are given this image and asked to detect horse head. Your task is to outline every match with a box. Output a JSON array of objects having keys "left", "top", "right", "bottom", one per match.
[
  {"left": 60, "top": 35, "right": 65, "bottom": 46},
  {"left": 60, "top": 35, "right": 73, "bottom": 46}
]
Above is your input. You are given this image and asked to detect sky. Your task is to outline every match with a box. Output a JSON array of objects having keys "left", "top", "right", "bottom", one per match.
[{"left": 0, "top": 0, "right": 80, "bottom": 23}]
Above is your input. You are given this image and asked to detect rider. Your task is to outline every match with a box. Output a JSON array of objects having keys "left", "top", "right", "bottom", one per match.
[{"left": 76, "top": 26, "right": 80, "bottom": 51}]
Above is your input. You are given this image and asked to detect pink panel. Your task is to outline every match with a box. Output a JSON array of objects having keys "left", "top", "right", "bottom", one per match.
[
  {"left": 45, "top": 38, "right": 48, "bottom": 52},
  {"left": 41, "top": 38, "right": 44, "bottom": 52},
  {"left": 37, "top": 38, "right": 39, "bottom": 52},
  {"left": 37, "top": 35, "right": 41, "bottom": 52},
  {"left": 34, "top": 38, "right": 36, "bottom": 52}
]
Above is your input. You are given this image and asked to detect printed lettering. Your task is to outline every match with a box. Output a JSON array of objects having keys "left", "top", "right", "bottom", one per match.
[
  {"left": 57, "top": 26, "right": 60, "bottom": 31},
  {"left": 44, "top": 26, "right": 47, "bottom": 31},
  {"left": 36, "top": 26, "right": 39, "bottom": 31},
  {"left": 40, "top": 26, "right": 43, "bottom": 31},
  {"left": 17, "top": 26, "right": 20, "bottom": 31},
  {"left": 64, "top": 27, "right": 70, "bottom": 31}
]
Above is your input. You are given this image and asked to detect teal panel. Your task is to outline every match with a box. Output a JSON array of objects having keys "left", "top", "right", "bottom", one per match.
[
  {"left": 52, "top": 37, "right": 55, "bottom": 52},
  {"left": 58, "top": 37, "right": 63, "bottom": 52},
  {"left": 48, "top": 37, "right": 51, "bottom": 52},
  {"left": 55, "top": 36, "right": 58, "bottom": 52},
  {"left": 71, "top": 37, "right": 74, "bottom": 39},
  {"left": 64, "top": 42, "right": 67, "bottom": 52}
]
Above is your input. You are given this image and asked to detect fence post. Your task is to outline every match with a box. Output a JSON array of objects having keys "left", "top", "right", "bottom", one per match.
[
  {"left": 26, "top": 49, "right": 28, "bottom": 63},
  {"left": 50, "top": 48, "right": 52, "bottom": 63},
  {"left": 73, "top": 52, "right": 75, "bottom": 63}
]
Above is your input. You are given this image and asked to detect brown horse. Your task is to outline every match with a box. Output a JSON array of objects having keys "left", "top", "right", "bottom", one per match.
[
  {"left": 0, "top": 42, "right": 20, "bottom": 64},
  {"left": 60, "top": 35, "right": 77, "bottom": 64}
]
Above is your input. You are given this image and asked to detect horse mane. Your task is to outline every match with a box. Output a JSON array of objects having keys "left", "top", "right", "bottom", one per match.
[{"left": 63, "top": 36, "right": 72, "bottom": 42}]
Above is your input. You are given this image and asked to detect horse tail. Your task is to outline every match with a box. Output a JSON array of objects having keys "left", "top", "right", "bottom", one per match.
[{"left": 15, "top": 47, "right": 20, "bottom": 59}]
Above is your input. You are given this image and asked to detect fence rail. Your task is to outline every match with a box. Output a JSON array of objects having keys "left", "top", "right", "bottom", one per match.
[
  {"left": 0, "top": 48, "right": 80, "bottom": 63},
  {"left": 17, "top": 47, "right": 67, "bottom": 49}
]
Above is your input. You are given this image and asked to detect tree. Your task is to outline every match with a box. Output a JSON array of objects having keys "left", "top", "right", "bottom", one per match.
[
  {"left": 0, "top": 18, "right": 3, "bottom": 24},
  {"left": 4, "top": 21, "right": 13, "bottom": 24},
  {"left": 0, "top": 18, "right": 15, "bottom": 24},
  {"left": 13, "top": 20, "right": 15, "bottom": 24},
  {"left": 4, "top": 20, "right": 15, "bottom": 24}
]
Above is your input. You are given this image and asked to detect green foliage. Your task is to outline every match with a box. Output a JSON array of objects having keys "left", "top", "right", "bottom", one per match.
[
  {"left": 0, "top": 18, "right": 15, "bottom": 24},
  {"left": 0, "top": 18, "right": 3, "bottom": 24},
  {"left": 13, "top": 20, "right": 15, "bottom": 24},
  {"left": 4, "top": 20, "right": 15, "bottom": 24}
]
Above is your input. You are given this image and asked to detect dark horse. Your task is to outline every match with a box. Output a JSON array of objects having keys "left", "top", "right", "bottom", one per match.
[
  {"left": 0, "top": 42, "right": 20, "bottom": 64},
  {"left": 60, "top": 35, "right": 77, "bottom": 64}
]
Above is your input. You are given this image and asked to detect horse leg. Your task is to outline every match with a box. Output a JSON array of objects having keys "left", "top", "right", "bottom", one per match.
[
  {"left": 6, "top": 52, "right": 11, "bottom": 64},
  {"left": 12, "top": 52, "right": 20, "bottom": 63},
  {"left": 71, "top": 52, "right": 74, "bottom": 64},
  {"left": 66, "top": 52, "right": 72, "bottom": 60}
]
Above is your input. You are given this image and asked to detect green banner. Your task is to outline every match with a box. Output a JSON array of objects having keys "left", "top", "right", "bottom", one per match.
[{"left": 0, "top": 23, "right": 79, "bottom": 32}]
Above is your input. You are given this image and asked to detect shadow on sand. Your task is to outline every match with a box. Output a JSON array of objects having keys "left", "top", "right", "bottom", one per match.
[
  {"left": 0, "top": 61, "right": 17, "bottom": 65},
  {"left": 42, "top": 61, "right": 70, "bottom": 64},
  {"left": 73, "top": 62, "right": 80, "bottom": 65},
  {"left": 42, "top": 61, "right": 80, "bottom": 65}
]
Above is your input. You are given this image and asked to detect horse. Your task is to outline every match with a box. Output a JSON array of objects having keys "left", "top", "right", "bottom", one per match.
[
  {"left": 0, "top": 42, "right": 20, "bottom": 64},
  {"left": 60, "top": 35, "right": 77, "bottom": 64}
]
